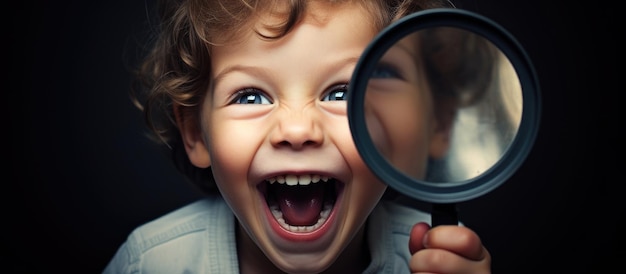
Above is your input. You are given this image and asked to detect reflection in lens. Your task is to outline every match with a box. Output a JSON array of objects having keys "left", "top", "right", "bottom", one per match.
[
  {"left": 364, "top": 27, "right": 523, "bottom": 184},
  {"left": 364, "top": 32, "right": 434, "bottom": 180}
]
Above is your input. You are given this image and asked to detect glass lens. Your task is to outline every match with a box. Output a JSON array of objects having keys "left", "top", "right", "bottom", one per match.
[{"left": 363, "top": 27, "right": 522, "bottom": 185}]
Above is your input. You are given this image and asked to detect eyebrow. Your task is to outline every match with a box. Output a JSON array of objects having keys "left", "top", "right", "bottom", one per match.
[
  {"left": 395, "top": 40, "right": 420, "bottom": 61},
  {"left": 213, "top": 56, "right": 362, "bottom": 85},
  {"left": 213, "top": 65, "right": 269, "bottom": 84}
]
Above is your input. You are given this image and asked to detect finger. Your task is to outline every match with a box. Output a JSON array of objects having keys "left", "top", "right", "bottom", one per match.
[
  {"left": 424, "top": 225, "right": 488, "bottom": 261},
  {"left": 410, "top": 248, "right": 490, "bottom": 274},
  {"left": 409, "top": 222, "right": 430, "bottom": 254}
]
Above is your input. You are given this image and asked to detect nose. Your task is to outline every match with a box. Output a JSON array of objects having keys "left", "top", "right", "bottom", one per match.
[{"left": 270, "top": 105, "right": 324, "bottom": 150}]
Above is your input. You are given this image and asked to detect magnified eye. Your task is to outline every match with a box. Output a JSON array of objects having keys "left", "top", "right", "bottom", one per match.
[
  {"left": 231, "top": 88, "right": 272, "bottom": 104},
  {"left": 322, "top": 84, "right": 348, "bottom": 101},
  {"left": 370, "top": 62, "right": 403, "bottom": 80}
]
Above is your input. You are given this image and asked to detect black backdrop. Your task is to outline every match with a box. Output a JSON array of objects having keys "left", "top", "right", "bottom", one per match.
[{"left": 8, "top": 0, "right": 622, "bottom": 273}]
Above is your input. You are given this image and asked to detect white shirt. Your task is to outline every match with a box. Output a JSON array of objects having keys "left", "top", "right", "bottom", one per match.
[{"left": 103, "top": 195, "right": 431, "bottom": 273}]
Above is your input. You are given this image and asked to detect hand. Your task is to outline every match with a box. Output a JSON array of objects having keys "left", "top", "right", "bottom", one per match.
[{"left": 408, "top": 222, "right": 491, "bottom": 273}]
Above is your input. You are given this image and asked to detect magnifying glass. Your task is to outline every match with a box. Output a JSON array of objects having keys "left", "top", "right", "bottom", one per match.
[{"left": 348, "top": 8, "right": 541, "bottom": 226}]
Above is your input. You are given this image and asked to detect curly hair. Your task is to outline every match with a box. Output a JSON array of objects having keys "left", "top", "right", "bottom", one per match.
[{"left": 130, "top": 0, "right": 476, "bottom": 195}]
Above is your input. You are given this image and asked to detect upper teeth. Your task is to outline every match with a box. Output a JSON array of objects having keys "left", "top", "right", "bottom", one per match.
[{"left": 267, "top": 174, "right": 329, "bottom": 186}]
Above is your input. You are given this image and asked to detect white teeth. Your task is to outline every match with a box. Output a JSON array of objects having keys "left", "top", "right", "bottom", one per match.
[
  {"left": 311, "top": 175, "right": 320, "bottom": 183},
  {"left": 299, "top": 174, "right": 311, "bottom": 185},
  {"left": 267, "top": 174, "right": 330, "bottom": 186},
  {"left": 285, "top": 175, "right": 298, "bottom": 186}
]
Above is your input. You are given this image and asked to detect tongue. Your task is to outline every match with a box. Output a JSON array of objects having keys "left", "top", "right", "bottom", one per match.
[{"left": 275, "top": 183, "right": 324, "bottom": 226}]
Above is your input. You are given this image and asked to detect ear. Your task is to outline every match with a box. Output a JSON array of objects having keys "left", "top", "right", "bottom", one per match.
[
  {"left": 174, "top": 104, "right": 211, "bottom": 168},
  {"left": 429, "top": 97, "right": 457, "bottom": 160}
]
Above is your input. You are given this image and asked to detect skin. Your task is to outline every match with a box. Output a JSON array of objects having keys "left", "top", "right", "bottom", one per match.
[
  {"left": 365, "top": 33, "right": 451, "bottom": 180},
  {"left": 176, "top": 2, "right": 491, "bottom": 273}
]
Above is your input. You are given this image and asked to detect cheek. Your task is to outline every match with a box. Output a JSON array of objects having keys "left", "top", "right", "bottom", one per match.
[
  {"left": 335, "top": 132, "right": 388, "bottom": 232},
  {"left": 334, "top": 121, "right": 388, "bottom": 203},
  {"left": 208, "top": 123, "right": 254, "bottom": 174},
  {"left": 364, "top": 90, "right": 434, "bottom": 179},
  {"left": 205, "top": 113, "right": 265, "bottom": 216}
]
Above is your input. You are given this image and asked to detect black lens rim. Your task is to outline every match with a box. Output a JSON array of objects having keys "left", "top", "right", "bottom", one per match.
[{"left": 347, "top": 8, "right": 541, "bottom": 203}]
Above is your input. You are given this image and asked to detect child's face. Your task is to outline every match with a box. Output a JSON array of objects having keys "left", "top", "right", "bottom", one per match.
[{"left": 180, "top": 2, "right": 442, "bottom": 273}]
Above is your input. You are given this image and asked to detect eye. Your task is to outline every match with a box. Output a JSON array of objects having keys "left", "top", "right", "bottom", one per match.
[
  {"left": 370, "top": 62, "right": 403, "bottom": 80},
  {"left": 230, "top": 88, "right": 272, "bottom": 104},
  {"left": 322, "top": 83, "right": 348, "bottom": 101}
]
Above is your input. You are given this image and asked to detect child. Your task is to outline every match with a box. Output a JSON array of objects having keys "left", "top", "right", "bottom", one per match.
[{"left": 105, "top": 0, "right": 492, "bottom": 273}]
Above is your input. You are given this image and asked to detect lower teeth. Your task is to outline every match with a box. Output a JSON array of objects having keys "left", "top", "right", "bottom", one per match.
[{"left": 269, "top": 202, "right": 333, "bottom": 232}]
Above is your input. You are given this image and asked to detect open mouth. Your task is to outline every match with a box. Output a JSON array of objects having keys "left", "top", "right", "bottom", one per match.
[{"left": 260, "top": 174, "right": 340, "bottom": 233}]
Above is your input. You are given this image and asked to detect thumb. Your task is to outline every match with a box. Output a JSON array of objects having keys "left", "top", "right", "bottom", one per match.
[{"left": 409, "top": 222, "right": 430, "bottom": 254}]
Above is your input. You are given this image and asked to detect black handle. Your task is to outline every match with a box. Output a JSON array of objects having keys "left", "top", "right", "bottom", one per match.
[{"left": 431, "top": 203, "right": 458, "bottom": 226}]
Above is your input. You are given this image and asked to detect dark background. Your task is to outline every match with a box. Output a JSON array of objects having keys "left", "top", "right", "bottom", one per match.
[{"left": 8, "top": 0, "right": 622, "bottom": 273}]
